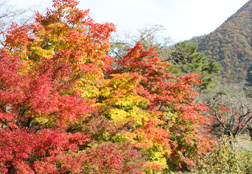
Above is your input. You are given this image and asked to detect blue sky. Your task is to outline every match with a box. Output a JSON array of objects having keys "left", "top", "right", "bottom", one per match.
[{"left": 10, "top": 0, "right": 249, "bottom": 43}]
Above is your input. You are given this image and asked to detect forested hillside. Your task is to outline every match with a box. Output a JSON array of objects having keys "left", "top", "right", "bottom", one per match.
[{"left": 191, "top": 0, "right": 252, "bottom": 83}]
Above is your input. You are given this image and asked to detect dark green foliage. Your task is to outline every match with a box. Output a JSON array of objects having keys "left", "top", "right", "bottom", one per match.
[
  {"left": 191, "top": 0, "right": 252, "bottom": 83},
  {"left": 168, "top": 41, "right": 221, "bottom": 90}
]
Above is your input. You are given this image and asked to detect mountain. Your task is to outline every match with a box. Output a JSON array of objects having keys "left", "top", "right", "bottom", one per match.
[{"left": 190, "top": 0, "right": 252, "bottom": 83}]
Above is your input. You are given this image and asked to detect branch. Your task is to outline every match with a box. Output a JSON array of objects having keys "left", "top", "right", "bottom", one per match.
[
  {"left": 236, "top": 115, "right": 252, "bottom": 137},
  {"left": 210, "top": 106, "right": 226, "bottom": 129},
  {"left": 110, "top": 47, "right": 124, "bottom": 60}
]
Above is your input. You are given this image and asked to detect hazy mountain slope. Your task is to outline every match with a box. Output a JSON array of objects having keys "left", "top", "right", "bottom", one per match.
[{"left": 191, "top": 0, "right": 252, "bottom": 83}]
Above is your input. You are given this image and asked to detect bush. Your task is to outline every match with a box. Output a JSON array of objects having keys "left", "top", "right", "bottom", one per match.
[{"left": 197, "top": 135, "right": 252, "bottom": 174}]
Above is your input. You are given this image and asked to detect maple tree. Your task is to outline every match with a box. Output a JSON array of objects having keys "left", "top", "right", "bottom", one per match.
[
  {"left": 0, "top": 0, "right": 216, "bottom": 173},
  {"left": 99, "top": 42, "right": 216, "bottom": 172},
  {"left": 0, "top": 0, "right": 144, "bottom": 173}
]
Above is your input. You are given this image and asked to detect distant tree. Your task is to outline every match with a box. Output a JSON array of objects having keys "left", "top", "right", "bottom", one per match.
[
  {"left": 0, "top": 0, "right": 27, "bottom": 31},
  {"left": 166, "top": 41, "right": 221, "bottom": 90},
  {"left": 201, "top": 83, "right": 252, "bottom": 140},
  {"left": 110, "top": 24, "right": 171, "bottom": 60}
]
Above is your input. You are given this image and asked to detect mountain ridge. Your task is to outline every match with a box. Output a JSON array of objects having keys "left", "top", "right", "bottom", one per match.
[{"left": 190, "top": 0, "right": 252, "bottom": 83}]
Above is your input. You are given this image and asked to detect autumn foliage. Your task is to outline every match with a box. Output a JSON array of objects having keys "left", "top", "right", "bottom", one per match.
[{"left": 0, "top": 0, "right": 216, "bottom": 173}]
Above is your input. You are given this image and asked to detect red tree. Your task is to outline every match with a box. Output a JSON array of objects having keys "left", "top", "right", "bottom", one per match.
[
  {"left": 109, "top": 42, "right": 216, "bottom": 170},
  {"left": 0, "top": 0, "right": 144, "bottom": 173}
]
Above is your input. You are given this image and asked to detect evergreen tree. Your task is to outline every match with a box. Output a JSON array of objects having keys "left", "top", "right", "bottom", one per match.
[{"left": 167, "top": 41, "right": 221, "bottom": 90}]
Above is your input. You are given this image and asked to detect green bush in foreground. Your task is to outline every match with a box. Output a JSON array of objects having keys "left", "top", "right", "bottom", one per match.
[{"left": 197, "top": 135, "right": 252, "bottom": 174}]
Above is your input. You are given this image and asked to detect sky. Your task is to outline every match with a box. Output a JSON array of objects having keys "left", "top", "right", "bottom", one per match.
[{"left": 9, "top": 0, "right": 250, "bottom": 43}]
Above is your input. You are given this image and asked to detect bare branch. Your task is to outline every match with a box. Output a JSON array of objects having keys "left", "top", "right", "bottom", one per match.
[{"left": 201, "top": 82, "right": 252, "bottom": 139}]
